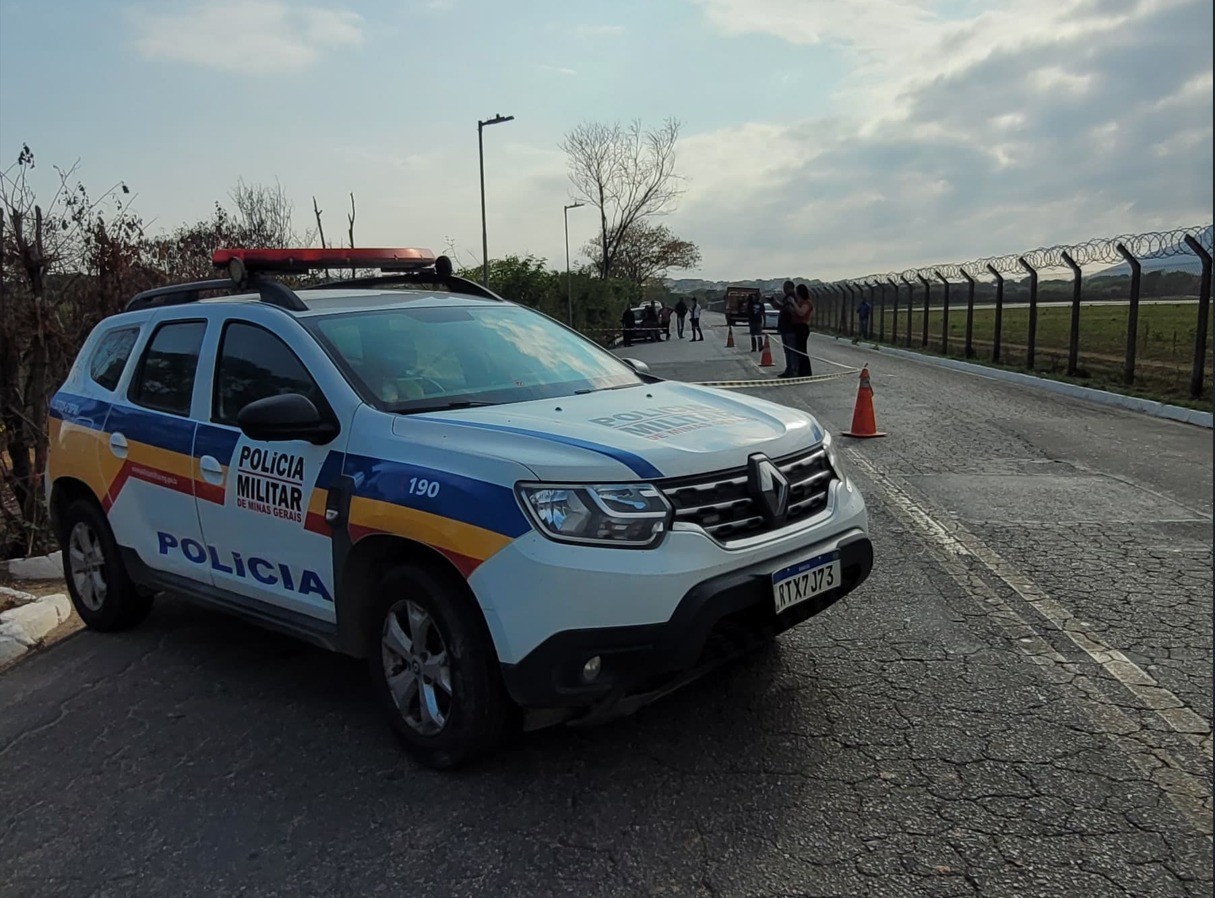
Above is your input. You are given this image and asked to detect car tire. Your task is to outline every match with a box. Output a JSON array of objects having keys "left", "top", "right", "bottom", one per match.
[
  {"left": 368, "top": 563, "right": 513, "bottom": 770},
  {"left": 59, "top": 498, "right": 154, "bottom": 631}
]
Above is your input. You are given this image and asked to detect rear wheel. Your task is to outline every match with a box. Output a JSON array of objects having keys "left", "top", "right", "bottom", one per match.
[
  {"left": 59, "top": 499, "right": 154, "bottom": 631},
  {"left": 368, "top": 563, "right": 513, "bottom": 769}
]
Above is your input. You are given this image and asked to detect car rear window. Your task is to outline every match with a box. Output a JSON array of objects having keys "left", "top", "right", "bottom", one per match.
[{"left": 88, "top": 326, "right": 140, "bottom": 392}]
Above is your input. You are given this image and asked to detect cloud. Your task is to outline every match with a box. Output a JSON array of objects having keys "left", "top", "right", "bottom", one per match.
[
  {"left": 571, "top": 24, "right": 625, "bottom": 38},
  {"left": 538, "top": 64, "right": 578, "bottom": 77},
  {"left": 672, "top": 0, "right": 1212, "bottom": 279},
  {"left": 129, "top": 0, "right": 364, "bottom": 75}
]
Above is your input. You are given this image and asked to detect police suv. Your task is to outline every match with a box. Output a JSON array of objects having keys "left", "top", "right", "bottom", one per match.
[{"left": 47, "top": 247, "right": 873, "bottom": 769}]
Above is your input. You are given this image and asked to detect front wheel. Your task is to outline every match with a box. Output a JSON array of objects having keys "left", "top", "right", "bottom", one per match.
[
  {"left": 368, "top": 563, "right": 513, "bottom": 769},
  {"left": 59, "top": 499, "right": 154, "bottom": 631}
]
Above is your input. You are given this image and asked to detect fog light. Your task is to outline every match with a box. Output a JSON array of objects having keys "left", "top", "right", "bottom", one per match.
[{"left": 581, "top": 656, "right": 602, "bottom": 682}]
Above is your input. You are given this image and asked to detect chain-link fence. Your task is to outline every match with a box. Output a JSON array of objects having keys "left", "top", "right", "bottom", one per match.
[{"left": 811, "top": 225, "right": 1214, "bottom": 404}]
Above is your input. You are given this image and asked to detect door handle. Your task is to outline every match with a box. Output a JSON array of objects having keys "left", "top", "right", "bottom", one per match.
[
  {"left": 108, "top": 432, "right": 128, "bottom": 459},
  {"left": 199, "top": 455, "right": 225, "bottom": 483}
]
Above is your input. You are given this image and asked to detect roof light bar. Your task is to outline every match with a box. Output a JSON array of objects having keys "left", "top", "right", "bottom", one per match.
[{"left": 212, "top": 247, "right": 437, "bottom": 276}]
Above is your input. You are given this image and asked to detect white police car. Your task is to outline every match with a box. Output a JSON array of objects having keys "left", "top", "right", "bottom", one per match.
[{"left": 46, "top": 247, "right": 873, "bottom": 769}]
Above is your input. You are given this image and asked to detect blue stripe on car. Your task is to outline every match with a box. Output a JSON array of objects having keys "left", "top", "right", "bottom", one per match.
[
  {"left": 413, "top": 418, "right": 664, "bottom": 480},
  {"left": 105, "top": 405, "right": 196, "bottom": 455},
  {"left": 342, "top": 453, "right": 530, "bottom": 538}
]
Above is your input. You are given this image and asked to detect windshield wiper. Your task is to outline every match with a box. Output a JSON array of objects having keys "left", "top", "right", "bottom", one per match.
[
  {"left": 392, "top": 400, "right": 498, "bottom": 415},
  {"left": 574, "top": 383, "right": 645, "bottom": 395}
]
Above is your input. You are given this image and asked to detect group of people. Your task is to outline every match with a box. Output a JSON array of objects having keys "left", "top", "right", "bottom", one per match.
[
  {"left": 774, "top": 281, "right": 815, "bottom": 378},
  {"left": 618, "top": 283, "right": 825, "bottom": 380},
  {"left": 620, "top": 298, "right": 703, "bottom": 345}
]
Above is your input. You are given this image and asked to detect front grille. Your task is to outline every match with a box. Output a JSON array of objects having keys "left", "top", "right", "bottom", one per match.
[{"left": 661, "top": 448, "right": 836, "bottom": 543}]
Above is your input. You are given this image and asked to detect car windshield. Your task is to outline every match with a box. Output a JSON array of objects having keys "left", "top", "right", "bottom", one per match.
[{"left": 308, "top": 304, "right": 644, "bottom": 411}]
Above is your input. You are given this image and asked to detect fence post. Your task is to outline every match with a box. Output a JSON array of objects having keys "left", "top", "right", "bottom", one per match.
[
  {"left": 959, "top": 268, "right": 976, "bottom": 358},
  {"left": 1116, "top": 242, "right": 1141, "bottom": 385},
  {"left": 874, "top": 280, "right": 885, "bottom": 343},
  {"left": 986, "top": 264, "right": 1004, "bottom": 364},
  {"left": 1018, "top": 256, "right": 1038, "bottom": 370},
  {"left": 1183, "top": 234, "right": 1212, "bottom": 399},
  {"left": 916, "top": 273, "right": 931, "bottom": 347},
  {"left": 1060, "top": 250, "right": 1082, "bottom": 377},
  {"left": 901, "top": 276, "right": 914, "bottom": 347},
  {"left": 888, "top": 277, "right": 900, "bottom": 346},
  {"left": 935, "top": 270, "right": 950, "bottom": 355},
  {"left": 832, "top": 284, "right": 844, "bottom": 335}
]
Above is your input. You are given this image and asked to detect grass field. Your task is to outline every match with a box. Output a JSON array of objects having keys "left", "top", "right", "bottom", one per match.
[{"left": 848, "top": 301, "right": 1213, "bottom": 408}]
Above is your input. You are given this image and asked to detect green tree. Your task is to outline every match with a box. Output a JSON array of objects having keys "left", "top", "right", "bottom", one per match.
[{"left": 583, "top": 222, "right": 701, "bottom": 286}]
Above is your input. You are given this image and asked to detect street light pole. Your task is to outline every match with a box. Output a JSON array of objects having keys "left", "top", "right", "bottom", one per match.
[
  {"left": 563, "top": 201, "right": 585, "bottom": 325},
  {"left": 478, "top": 113, "right": 514, "bottom": 287}
]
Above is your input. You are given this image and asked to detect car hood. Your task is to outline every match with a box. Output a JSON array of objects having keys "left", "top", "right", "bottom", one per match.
[{"left": 396, "top": 381, "right": 824, "bottom": 482}]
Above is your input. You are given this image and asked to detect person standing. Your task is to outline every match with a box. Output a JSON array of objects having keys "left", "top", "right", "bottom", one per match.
[
  {"left": 689, "top": 298, "right": 703, "bottom": 342},
  {"left": 747, "top": 294, "right": 764, "bottom": 352},
  {"left": 659, "top": 304, "right": 673, "bottom": 340},
  {"left": 856, "top": 296, "right": 872, "bottom": 342},
  {"left": 621, "top": 306, "right": 636, "bottom": 347},
  {"left": 776, "top": 280, "right": 797, "bottom": 377},
  {"left": 674, "top": 297, "right": 688, "bottom": 339},
  {"left": 794, "top": 283, "right": 814, "bottom": 376}
]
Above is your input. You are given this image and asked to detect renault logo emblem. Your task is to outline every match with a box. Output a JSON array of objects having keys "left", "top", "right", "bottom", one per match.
[{"left": 748, "top": 455, "right": 790, "bottom": 523}]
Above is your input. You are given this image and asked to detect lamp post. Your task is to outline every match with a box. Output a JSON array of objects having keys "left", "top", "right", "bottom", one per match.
[
  {"left": 563, "top": 201, "right": 585, "bottom": 325},
  {"left": 478, "top": 113, "right": 514, "bottom": 287}
]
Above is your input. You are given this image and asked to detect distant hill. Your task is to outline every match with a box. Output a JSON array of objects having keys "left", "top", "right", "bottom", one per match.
[
  {"left": 1095, "top": 226, "right": 1212, "bottom": 277},
  {"left": 665, "top": 276, "right": 826, "bottom": 295}
]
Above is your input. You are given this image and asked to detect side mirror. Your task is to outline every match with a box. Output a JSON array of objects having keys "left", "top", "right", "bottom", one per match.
[
  {"left": 236, "top": 394, "right": 338, "bottom": 445},
  {"left": 621, "top": 358, "right": 650, "bottom": 374}
]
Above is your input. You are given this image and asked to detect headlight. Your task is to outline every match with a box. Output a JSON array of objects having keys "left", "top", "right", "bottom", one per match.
[
  {"left": 821, "top": 430, "right": 852, "bottom": 489},
  {"left": 517, "top": 483, "right": 672, "bottom": 548}
]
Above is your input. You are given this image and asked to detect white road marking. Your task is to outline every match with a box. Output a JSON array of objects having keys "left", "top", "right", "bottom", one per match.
[
  {"left": 847, "top": 449, "right": 1213, "bottom": 833},
  {"left": 848, "top": 450, "right": 1213, "bottom": 758}
]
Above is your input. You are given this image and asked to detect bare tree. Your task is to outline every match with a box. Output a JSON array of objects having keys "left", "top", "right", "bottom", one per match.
[
  {"left": 312, "top": 196, "right": 327, "bottom": 248},
  {"left": 561, "top": 118, "right": 684, "bottom": 279},
  {"left": 347, "top": 193, "right": 356, "bottom": 277},
  {"left": 584, "top": 222, "right": 701, "bottom": 286},
  {"left": 230, "top": 178, "right": 292, "bottom": 245},
  {"left": 0, "top": 147, "right": 142, "bottom": 554}
]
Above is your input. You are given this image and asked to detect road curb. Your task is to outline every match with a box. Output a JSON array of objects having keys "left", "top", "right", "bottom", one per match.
[
  {"left": 831, "top": 338, "right": 1213, "bottom": 429},
  {"left": 7, "top": 551, "right": 63, "bottom": 580},
  {"left": 0, "top": 592, "right": 73, "bottom": 665}
]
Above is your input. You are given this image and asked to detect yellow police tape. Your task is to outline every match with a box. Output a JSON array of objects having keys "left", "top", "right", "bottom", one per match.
[{"left": 692, "top": 368, "right": 859, "bottom": 389}]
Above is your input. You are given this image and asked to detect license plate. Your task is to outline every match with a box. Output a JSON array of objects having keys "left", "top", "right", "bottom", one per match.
[{"left": 772, "top": 552, "right": 841, "bottom": 614}]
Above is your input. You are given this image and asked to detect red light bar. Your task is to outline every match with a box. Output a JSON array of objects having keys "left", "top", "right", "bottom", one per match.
[{"left": 213, "top": 247, "right": 436, "bottom": 274}]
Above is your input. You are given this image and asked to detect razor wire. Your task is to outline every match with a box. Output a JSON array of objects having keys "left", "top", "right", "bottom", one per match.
[{"left": 827, "top": 224, "right": 1213, "bottom": 288}]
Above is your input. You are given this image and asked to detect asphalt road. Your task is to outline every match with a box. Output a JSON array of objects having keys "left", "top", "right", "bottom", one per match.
[{"left": 2, "top": 314, "right": 1210, "bottom": 898}]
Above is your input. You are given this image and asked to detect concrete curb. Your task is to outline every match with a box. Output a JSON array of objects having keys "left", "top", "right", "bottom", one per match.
[
  {"left": 832, "top": 338, "right": 1213, "bottom": 429},
  {"left": 0, "top": 592, "right": 73, "bottom": 665},
  {"left": 7, "top": 551, "right": 62, "bottom": 580}
]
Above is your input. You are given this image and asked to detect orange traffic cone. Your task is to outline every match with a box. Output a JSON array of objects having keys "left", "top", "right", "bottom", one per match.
[
  {"left": 726, "top": 325, "right": 735, "bottom": 348},
  {"left": 842, "top": 366, "right": 886, "bottom": 438},
  {"left": 759, "top": 335, "right": 774, "bottom": 367}
]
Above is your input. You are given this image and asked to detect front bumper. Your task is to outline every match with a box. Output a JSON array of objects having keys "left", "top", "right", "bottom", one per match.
[{"left": 498, "top": 528, "right": 872, "bottom": 716}]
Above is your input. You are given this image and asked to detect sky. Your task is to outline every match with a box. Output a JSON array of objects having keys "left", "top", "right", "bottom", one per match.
[{"left": 0, "top": 0, "right": 1211, "bottom": 281}]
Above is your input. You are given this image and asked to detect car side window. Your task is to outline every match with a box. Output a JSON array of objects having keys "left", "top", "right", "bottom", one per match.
[
  {"left": 129, "top": 320, "right": 207, "bottom": 416},
  {"left": 213, "top": 321, "right": 325, "bottom": 425},
  {"left": 88, "top": 326, "right": 140, "bottom": 392}
]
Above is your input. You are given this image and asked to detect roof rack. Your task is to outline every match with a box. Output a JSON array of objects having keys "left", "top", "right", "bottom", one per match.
[
  {"left": 306, "top": 270, "right": 505, "bottom": 301},
  {"left": 125, "top": 277, "right": 308, "bottom": 313},
  {"left": 124, "top": 247, "right": 503, "bottom": 313}
]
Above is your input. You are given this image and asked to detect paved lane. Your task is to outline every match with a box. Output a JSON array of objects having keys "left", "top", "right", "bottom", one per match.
[{"left": 1, "top": 316, "right": 1209, "bottom": 898}]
